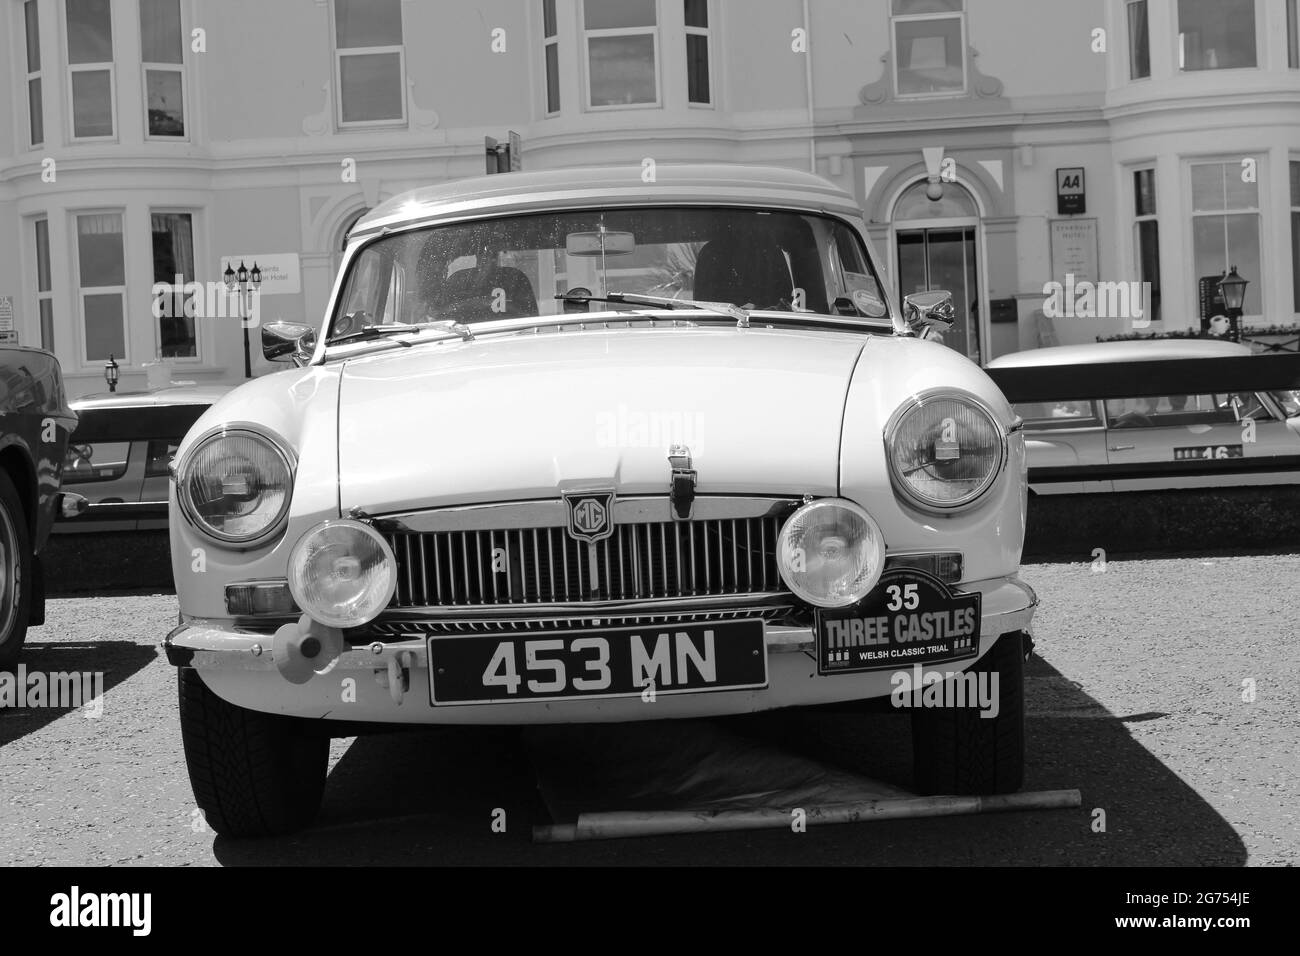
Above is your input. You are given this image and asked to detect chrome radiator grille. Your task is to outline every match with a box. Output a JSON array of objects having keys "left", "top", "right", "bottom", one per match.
[{"left": 384, "top": 514, "right": 785, "bottom": 608}]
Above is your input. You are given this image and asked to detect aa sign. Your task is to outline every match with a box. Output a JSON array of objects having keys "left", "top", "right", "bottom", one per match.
[{"left": 1056, "top": 168, "right": 1086, "bottom": 215}]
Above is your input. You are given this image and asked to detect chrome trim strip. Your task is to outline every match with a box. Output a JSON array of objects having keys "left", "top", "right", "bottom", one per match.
[
  {"left": 376, "top": 592, "right": 795, "bottom": 621},
  {"left": 372, "top": 495, "right": 801, "bottom": 533}
]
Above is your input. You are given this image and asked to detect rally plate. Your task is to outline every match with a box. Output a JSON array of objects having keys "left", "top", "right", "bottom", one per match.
[{"left": 815, "top": 569, "right": 981, "bottom": 675}]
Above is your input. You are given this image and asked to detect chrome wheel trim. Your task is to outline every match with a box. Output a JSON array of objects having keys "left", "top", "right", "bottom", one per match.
[{"left": 0, "top": 500, "right": 18, "bottom": 640}]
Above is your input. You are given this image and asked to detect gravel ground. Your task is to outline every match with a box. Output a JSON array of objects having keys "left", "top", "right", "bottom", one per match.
[{"left": 1, "top": 554, "right": 1296, "bottom": 866}]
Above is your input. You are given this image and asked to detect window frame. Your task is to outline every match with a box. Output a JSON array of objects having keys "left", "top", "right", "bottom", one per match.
[
  {"left": 890, "top": 0, "right": 968, "bottom": 100},
  {"left": 23, "top": 0, "right": 44, "bottom": 148},
  {"left": 1014, "top": 400, "right": 1105, "bottom": 433},
  {"left": 1126, "top": 0, "right": 1151, "bottom": 80},
  {"left": 684, "top": 0, "right": 713, "bottom": 107},
  {"left": 1290, "top": 159, "right": 1300, "bottom": 316},
  {"left": 139, "top": 0, "right": 189, "bottom": 141},
  {"left": 1186, "top": 157, "right": 1265, "bottom": 321},
  {"left": 1132, "top": 166, "right": 1161, "bottom": 325},
  {"left": 63, "top": 0, "right": 118, "bottom": 142},
  {"left": 582, "top": 0, "right": 663, "bottom": 111},
  {"left": 32, "top": 217, "right": 55, "bottom": 352},
  {"left": 149, "top": 208, "right": 202, "bottom": 363},
  {"left": 1176, "top": 0, "right": 1258, "bottom": 73},
  {"left": 331, "top": 0, "right": 408, "bottom": 130},
  {"left": 542, "top": 0, "right": 560, "bottom": 115},
  {"left": 73, "top": 209, "right": 130, "bottom": 368},
  {"left": 1288, "top": 0, "right": 1299, "bottom": 69}
]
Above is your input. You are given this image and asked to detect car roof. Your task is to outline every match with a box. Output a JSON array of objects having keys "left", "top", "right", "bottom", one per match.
[
  {"left": 71, "top": 383, "right": 234, "bottom": 411},
  {"left": 351, "top": 164, "right": 864, "bottom": 239},
  {"left": 986, "top": 339, "right": 1253, "bottom": 368}
]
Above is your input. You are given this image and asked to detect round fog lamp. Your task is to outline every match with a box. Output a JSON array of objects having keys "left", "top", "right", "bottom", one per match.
[
  {"left": 777, "top": 499, "right": 886, "bottom": 608},
  {"left": 287, "top": 520, "right": 397, "bottom": 628}
]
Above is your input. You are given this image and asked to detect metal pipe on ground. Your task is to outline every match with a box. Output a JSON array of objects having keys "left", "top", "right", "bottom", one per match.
[{"left": 533, "top": 788, "right": 1083, "bottom": 843}]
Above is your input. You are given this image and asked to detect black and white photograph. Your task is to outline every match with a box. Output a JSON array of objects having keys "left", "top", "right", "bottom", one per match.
[{"left": 0, "top": 0, "right": 1293, "bottom": 931}]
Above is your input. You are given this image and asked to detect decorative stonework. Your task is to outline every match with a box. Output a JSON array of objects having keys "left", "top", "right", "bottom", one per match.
[
  {"left": 408, "top": 79, "right": 440, "bottom": 130},
  {"left": 302, "top": 85, "right": 331, "bottom": 136},
  {"left": 859, "top": 47, "right": 1005, "bottom": 106}
]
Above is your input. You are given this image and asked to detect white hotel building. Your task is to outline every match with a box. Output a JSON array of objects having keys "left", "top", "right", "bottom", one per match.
[{"left": 2, "top": 0, "right": 1300, "bottom": 395}]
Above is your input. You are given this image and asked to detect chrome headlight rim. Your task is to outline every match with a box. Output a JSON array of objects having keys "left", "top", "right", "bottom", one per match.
[
  {"left": 884, "top": 388, "right": 1009, "bottom": 514},
  {"left": 777, "top": 497, "right": 887, "bottom": 609},
  {"left": 287, "top": 518, "right": 398, "bottom": 629},
  {"left": 175, "top": 423, "right": 297, "bottom": 548}
]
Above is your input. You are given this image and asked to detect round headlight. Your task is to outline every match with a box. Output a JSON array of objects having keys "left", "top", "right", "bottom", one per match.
[
  {"left": 885, "top": 391, "right": 1005, "bottom": 511},
  {"left": 288, "top": 520, "right": 396, "bottom": 628},
  {"left": 177, "top": 428, "right": 294, "bottom": 545},
  {"left": 777, "top": 499, "right": 886, "bottom": 608}
]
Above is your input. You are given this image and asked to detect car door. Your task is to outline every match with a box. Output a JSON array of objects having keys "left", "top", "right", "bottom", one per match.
[
  {"left": 1105, "top": 391, "right": 1300, "bottom": 490},
  {"left": 1012, "top": 400, "right": 1112, "bottom": 494},
  {"left": 56, "top": 437, "right": 148, "bottom": 533},
  {"left": 138, "top": 438, "right": 179, "bottom": 530}
]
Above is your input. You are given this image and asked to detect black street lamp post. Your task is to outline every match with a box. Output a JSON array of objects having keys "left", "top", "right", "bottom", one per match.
[
  {"left": 1218, "top": 265, "right": 1248, "bottom": 344},
  {"left": 224, "top": 260, "right": 262, "bottom": 378}
]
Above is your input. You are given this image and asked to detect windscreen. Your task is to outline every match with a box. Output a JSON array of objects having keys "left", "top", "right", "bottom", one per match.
[{"left": 330, "top": 207, "right": 889, "bottom": 339}]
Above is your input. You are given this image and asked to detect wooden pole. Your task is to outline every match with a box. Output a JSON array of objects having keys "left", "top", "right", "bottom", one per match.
[{"left": 533, "top": 789, "right": 1082, "bottom": 843}]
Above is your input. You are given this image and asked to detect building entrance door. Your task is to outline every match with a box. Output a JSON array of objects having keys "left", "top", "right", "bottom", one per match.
[{"left": 896, "top": 226, "right": 980, "bottom": 363}]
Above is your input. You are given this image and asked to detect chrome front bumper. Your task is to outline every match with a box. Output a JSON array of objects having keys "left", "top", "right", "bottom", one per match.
[{"left": 165, "top": 576, "right": 1037, "bottom": 725}]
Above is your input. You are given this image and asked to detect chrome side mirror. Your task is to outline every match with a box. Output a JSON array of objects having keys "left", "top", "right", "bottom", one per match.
[
  {"left": 262, "top": 321, "right": 317, "bottom": 365},
  {"left": 901, "top": 290, "right": 956, "bottom": 339}
]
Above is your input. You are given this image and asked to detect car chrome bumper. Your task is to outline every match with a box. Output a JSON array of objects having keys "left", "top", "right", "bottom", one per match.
[{"left": 165, "top": 575, "right": 1037, "bottom": 724}]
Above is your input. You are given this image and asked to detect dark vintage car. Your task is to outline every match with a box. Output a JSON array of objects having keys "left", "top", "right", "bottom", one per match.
[
  {"left": 0, "top": 346, "right": 77, "bottom": 669},
  {"left": 58, "top": 385, "right": 231, "bottom": 533}
]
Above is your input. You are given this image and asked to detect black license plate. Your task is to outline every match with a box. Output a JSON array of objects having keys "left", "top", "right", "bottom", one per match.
[
  {"left": 1173, "top": 444, "right": 1244, "bottom": 461},
  {"left": 427, "top": 619, "right": 767, "bottom": 705},
  {"left": 815, "top": 569, "right": 981, "bottom": 675}
]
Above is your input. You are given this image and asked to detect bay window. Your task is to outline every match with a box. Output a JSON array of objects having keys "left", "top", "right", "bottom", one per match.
[
  {"left": 1190, "top": 161, "right": 1261, "bottom": 317},
  {"left": 140, "top": 0, "right": 186, "bottom": 137},
  {"left": 76, "top": 213, "right": 127, "bottom": 363},
  {"left": 152, "top": 212, "right": 197, "bottom": 359},
  {"left": 24, "top": 0, "right": 44, "bottom": 147},
  {"left": 584, "top": 0, "right": 659, "bottom": 108},
  {"left": 65, "top": 0, "right": 115, "bottom": 139},
  {"left": 1177, "top": 0, "right": 1256, "bottom": 71}
]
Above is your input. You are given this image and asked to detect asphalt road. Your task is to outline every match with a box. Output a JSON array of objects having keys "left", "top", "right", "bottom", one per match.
[{"left": 2, "top": 554, "right": 1296, "bottom": 866}]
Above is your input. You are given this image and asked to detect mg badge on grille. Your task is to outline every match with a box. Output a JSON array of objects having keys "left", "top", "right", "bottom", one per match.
[{"left": 563, "top": 489, "right": 615, "bottom": 543}]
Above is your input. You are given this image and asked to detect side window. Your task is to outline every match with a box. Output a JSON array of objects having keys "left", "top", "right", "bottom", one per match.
[
  {"left": 1014, "top": 400, "right": 1101, "bottom": 429},
  {"left": 1218, "top": 391, "right": 1272, "bottom": 421},
  {"left": 63, "top": 440, "right": 131, "bottom": 483},
  {"left": 145, "top": 439, "right": 179, "bottom": 478},
  {"left": 829, "top": 223, "right": 887, "bottom": 318},
  {"left": 1105, "top": 394, "right": 1238, "bottom": 428},
  {"left": 336, "top": 246, "right": 403, "bottom": 331}
]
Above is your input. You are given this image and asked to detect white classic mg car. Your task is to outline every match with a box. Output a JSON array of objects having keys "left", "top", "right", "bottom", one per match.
[{"left": 165, "top": 165, "right": 1037, "bottom": 837}]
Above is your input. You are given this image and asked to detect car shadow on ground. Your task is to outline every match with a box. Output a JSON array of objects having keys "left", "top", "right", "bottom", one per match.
[
  {"left": 212, "top": 652, "right": 1247, "bottom": 866},
  {"left": 0, "top": 641, "right": 158, "bottom": 748}
]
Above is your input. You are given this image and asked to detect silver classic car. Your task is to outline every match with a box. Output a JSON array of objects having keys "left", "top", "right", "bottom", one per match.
[
  {"left": 988, "top": 340, "right": 1300, "bottom": 494},
  {"left": 165, "top": 165, "right": 1037, "bottom": 836}
]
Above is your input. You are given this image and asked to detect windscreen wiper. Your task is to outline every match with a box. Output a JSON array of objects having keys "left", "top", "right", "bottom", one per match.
[
  {"left": 329, "top": 324, "right": 420, "bottom": 347},
  {"left": 556, "top": 291, "right": 751, "bottom": 327}
]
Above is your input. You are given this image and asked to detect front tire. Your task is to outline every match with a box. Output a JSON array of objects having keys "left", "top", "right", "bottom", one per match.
[
  {"left": 178, "top": 667, "right": 328, "bottom": 837},
  {"left": 0, "top": 470, "right": 33, "bottom": 672},
  {"left": 910, "top": 631, "right": 1026, "bottom": 795}
]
